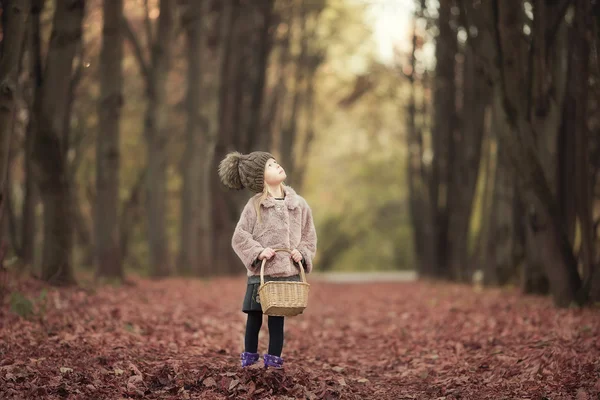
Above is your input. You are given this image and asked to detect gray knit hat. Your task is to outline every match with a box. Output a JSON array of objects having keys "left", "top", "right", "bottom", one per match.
[{"left": 218, "top": 151, "right": 274, "bottom": 193}]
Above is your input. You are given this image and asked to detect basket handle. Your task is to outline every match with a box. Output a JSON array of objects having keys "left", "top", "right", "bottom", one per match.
[{"left": 259, "top": 248, "right": 307, "bottom": 286}]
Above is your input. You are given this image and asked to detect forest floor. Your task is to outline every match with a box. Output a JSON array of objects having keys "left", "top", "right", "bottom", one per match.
[{"left": 1, "top": 273, "right": 599, "bottom": 400}]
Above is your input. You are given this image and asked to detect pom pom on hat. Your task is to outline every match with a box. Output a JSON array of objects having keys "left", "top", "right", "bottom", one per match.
[
  {"left": 218, "top": 151, "right": 274, "bottom": 193},
  {"left": 218, "top": 151, "right": 244, "bottom": 190}
]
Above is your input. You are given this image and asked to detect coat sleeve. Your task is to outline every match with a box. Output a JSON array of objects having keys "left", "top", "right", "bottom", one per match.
[
  {"left": 232, "top": 199, "right": 264, "bottom": 272},
  {"left": 297, "top": 200, "right": 317, "bottom": 273}
]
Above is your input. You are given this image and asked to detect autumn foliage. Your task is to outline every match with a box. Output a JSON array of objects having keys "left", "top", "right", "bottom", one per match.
[{"left": 1, "top": 275, "right": 599, "bottom": 399}]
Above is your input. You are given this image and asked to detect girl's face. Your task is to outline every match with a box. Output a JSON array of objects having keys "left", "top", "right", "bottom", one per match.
[{"left": 264, "top": 158, "right": 286, "bottom": 186}]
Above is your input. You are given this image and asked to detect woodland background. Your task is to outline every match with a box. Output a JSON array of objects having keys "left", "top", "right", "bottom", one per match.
[
  {"left": 0, "top": 0, "right": 598, "bottom": 309},
  {"left": 1, "top": 1, "right": 600, "bottom": 399}
]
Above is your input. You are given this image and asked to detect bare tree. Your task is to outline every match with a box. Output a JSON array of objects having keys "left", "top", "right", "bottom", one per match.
[
  {"left": 447, "top": 44, "right": 488, "bottom": 282},
  {"left": 20, "top": 0, "right": 44, "bottom": 268},
  {"left": 0, "top": 0, "right": 32, "bottom": 268},
  {"left": 32, "top": 0, "right": 85, "bottom": 285},
  {"left": 178, "top": 0, "right": 231, "bottom": 276},
  {"left": 124, "top": 0, "right": 176, "bottom": 277},
  {"left": 429, "top": 0, "right": 457, "bottom": 279},
  {"left": 95, "top": 0, "right": 124, "bottom": 280},
  {"left": 460, "top": 0, "right": 591, "bottom": 305}
]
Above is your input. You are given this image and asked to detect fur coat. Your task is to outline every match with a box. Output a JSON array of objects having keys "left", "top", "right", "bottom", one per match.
[{"left": 231, "top": 186, "right": 317, "bottom": 277}]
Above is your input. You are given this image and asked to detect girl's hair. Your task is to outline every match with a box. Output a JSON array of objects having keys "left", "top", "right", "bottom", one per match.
[{"left": 254, "top": 182, "right": 286, "bottom": 223}]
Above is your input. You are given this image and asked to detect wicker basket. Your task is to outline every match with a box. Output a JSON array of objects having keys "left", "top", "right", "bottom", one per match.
[{"left": 257, "top": 249, "right": 310, "bottom": 317}]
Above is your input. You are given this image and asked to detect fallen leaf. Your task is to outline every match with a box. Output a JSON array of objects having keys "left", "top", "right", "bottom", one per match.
[
  {"left": 228, "top": 379, "right": 239, "bottom": 390},
  {"left": 202, "top": 377, "right": 217, "bottom": 387},
  {"left": 2, "top": 275, "right": 599, "bottom": 400},
  {"left": 127, "top": 375, "right": 143, "bottom": 386},
  {"left": 576, "top": 389, "right": 589, "bottom": 400},
  {"left": 128, "top": 362, "right": 143, "bottom": 377}
]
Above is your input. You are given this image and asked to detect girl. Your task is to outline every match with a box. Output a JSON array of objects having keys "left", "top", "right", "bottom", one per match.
[{"left": 218, "top": 151, "right": 317, "bottom": 369}]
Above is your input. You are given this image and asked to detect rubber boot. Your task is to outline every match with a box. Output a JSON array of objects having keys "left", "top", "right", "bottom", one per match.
[
  {"left": 241, "top": 352, "right": 260, "bottom": 367},
  {"left": 263, "top": 354, "right": 284, "bottom": 369}
]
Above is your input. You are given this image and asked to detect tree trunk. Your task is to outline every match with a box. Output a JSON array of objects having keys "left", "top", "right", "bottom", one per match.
[
  {"left": 20, "top": 0, "right": 44, "bottom": 268},
  {"left": 197, "top": 0, "right": 233, "bottom": 277},
  {"left": 406, "top": 17, "right": 431, "bottom": 277},
  {"left": 119, "top": 169, "right": 145, "bottom": 265},
  {"left": 522, "top": 208, "right": 550, "bottom": 294},
  {"left": 32, "top": 0, "right": 84, "bottom": 285},
  {"left": 22, "top": 110, "right": 38, "bottom": 266},
  {"left": 448, "top": 46, "right": 487, "bottom": 281},
  {"left": 214, "top": 0, "right": 274, "bottom": 276},
  {"left": 95, "top": 0, "right": 124, "bottom": 280},
  {"left": 484, "top": 90, "right": 522, "bottom": 286},
  {"left": 493, "top": 0, "right": 582, "bottom": 306},
  {"left": 295, "top": 56, "right": 319, "bottom": 189},
  {"left": 569, "top": 0, "right": 597, "bottom": 301},
  {"left": 0, "top": 0, "right": 32, "bottom": 268},
  {"left": 145, "top": 0, "right": 174, "bottom": 277},
  {"left": 430, "top": 0, "right": 457, "bottom": 279},
  {"left": 178, "top": 0, "right": 204, "bottom": 276},
  {"left": 0, "top": 0, "right": 30, "bottom": 148},
  {"left": 261, "top": 1, "right": 292, "bottom": 152},
  {"left": 280, "top": 2, "right": 307, "bottom": 185},
  {"left": 219, "top": 0, "right": 241, "bottom": 151},
  {"left": 245, "top": 0, "right": 274, "bottom": 150},
  {"left": 469, "top": 122, "right": 494, "bottom": 273}
]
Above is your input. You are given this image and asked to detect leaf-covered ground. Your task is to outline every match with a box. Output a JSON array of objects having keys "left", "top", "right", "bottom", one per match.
[{"left": 1, "top": 275, "right": 599, "bottom": 399}]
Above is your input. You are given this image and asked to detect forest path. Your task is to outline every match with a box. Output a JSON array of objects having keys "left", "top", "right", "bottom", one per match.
[{"left": 1, "top": 276, "right": 598, "bottom": 399}]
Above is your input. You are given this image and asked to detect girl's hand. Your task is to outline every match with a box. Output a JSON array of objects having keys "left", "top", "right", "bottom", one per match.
[
  {"left": 290, "top": 249, "right": 303, "bottom": 263},
  {"left": 258, "top": 247, "right": 276, "bottom": 260}
]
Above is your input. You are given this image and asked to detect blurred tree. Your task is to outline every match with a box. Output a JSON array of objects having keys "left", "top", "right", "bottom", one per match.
[
  {"left": 0, "top": 0, "right": 32, "bottom": 272},
  {"left": 19, "top": 0, "right": 45, "bottom": 268},
  {"left": 178, "top": 0, "right": 205, "bottom": 276},
  {"left": 32, "top": 0, "right": 85, "bottom": 285},
  {"left": 406, "top": 1, "right": 433, "bottom": 277},
  {"left": 95, "top": 0, "right": 124, "bottom": 280},
  {"left": 447, "top": 43, "right": 488, "bottom": 282},
  {"left": 407, "top": 0, "right": 488, "bottom": 282},
  {"left": 428, "top": 0, "right": 457, "bottom": 280},
  {"left": 460, "top": 0, "right": 596, "bottom": 305},
  {"left": 124, "top": 0, "right": 176, "bottom": 277},
  {"left": 212, "top": 0, "right": 275, "bottom": 275},
  {"left": 178, "top": 0, "right": 232, "bottom": 276},
  {"left": 280, "top": 0, "right": 326, "bottom": 188},
  {"left": 484, "top": 92, "right": 526, "bottom": 287},
  {"left": 568, "top": 0, "right": 599, "bottom": 301}
]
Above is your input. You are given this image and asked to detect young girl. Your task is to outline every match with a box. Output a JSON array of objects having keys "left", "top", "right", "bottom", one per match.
[{"left": 218, "top": 151, "right": 317, "bottom": 369}]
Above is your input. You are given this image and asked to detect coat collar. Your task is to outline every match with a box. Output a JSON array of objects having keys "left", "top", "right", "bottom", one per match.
[{"left": 257, "top": 186, "right": 301, "bottom": 210}]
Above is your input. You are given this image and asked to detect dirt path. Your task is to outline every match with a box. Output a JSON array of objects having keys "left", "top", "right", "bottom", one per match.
[
  {"left": 1, "top": 276, "right": 598, "bottom": 399},
  {"left": 310, "top": 270, "right": 416, "bottom": 283}
]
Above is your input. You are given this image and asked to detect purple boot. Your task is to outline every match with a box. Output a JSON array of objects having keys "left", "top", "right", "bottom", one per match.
[
  {"left": 241, "top": 352, "right": 260, "bottom": 367},
  {"left": 263, "top": 354, "right": 284, "bottom": 369}
]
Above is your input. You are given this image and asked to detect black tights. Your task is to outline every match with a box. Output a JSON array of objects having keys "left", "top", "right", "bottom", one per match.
[{"left": 244, "top": 311, "right": 284, "bottom": 357}]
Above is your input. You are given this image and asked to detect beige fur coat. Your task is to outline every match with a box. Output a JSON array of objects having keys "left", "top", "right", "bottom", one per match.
[{"left": 231, "top": 186, "right": 317, "bottom": 277}]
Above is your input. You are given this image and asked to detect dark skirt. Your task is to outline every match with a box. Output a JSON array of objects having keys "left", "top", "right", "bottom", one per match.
[{"left": 242, "top": 274, "right": 302, "bottom": 313}]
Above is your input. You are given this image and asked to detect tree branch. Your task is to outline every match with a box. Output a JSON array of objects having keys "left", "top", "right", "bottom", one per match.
[{"left": 122, "top": 16, "right": 150, "bottom": 83}]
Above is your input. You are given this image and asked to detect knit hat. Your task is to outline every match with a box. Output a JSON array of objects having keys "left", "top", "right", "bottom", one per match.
[{"left": 218, "top": 151, "right": 274, "bottom": 193}]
